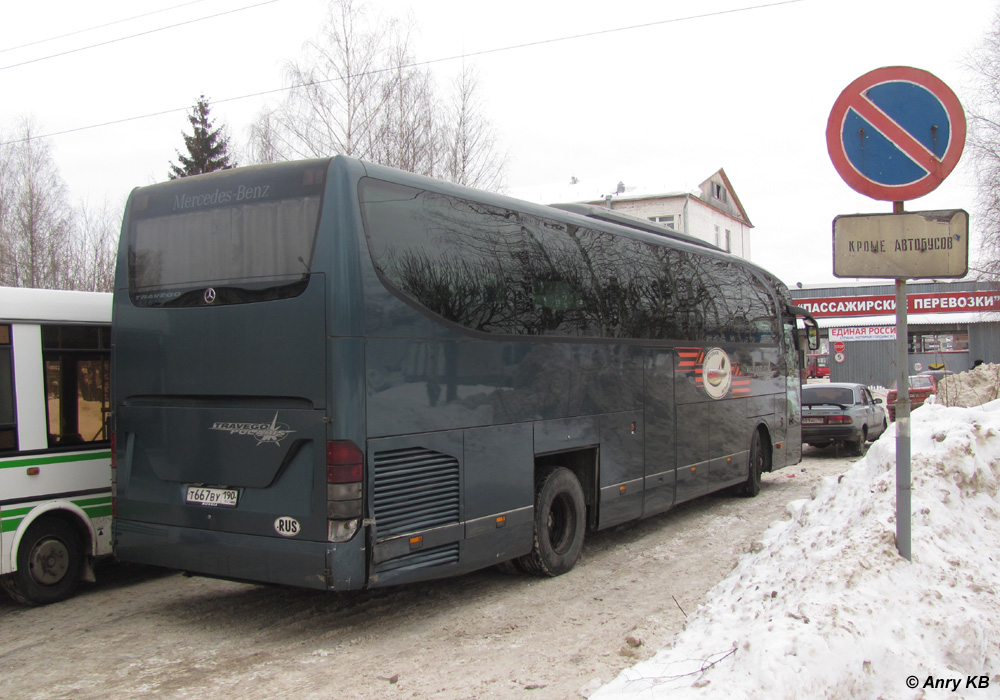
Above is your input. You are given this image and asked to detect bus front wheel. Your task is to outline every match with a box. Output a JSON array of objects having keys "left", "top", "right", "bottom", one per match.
[
  {"left": 741, "top": 430, "right": 768, "bottom": 498},
  {"left": 1, "top": 517, "right": 83, "bottom": 606},
  {"left": 519, "top": 467, "right": 586, "bottom": 577}
]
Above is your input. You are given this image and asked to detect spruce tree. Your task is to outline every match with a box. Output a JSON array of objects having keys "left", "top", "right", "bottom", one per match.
[{"left": 168, "top": 95, "right": 237, "bottom": 179}]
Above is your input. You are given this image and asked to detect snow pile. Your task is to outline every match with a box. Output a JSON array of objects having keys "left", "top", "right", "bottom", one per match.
[
  {"left": 936, "top": 364, "right": 1000, "bottom": 409},
  {"left": 593, "top": 400, "right": 1000, "bottom": 699}
]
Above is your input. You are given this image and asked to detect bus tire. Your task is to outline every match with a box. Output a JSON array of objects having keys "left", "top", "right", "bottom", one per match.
[
  {"left": 741, "top": 430, "right": 766, "bottom": 498},
  {"left": 519, "top": 467, "right": 586, "bottom": 577},
  {"left": 3, "top": 517, "right": 83, "bottom": 606}
]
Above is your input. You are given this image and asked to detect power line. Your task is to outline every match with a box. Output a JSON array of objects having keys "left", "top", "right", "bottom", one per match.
[
  {"left": 0, "top": 0, "right": 280, "bottom": 72},
  {"left": 0, "top": 0, "right": 808, "bottom": 147},
  {"left": 0, "top": 0, "right": 213, "bottom": 55}
]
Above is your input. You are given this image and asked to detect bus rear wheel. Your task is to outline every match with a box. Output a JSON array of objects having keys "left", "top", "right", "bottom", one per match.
[
  {"left": 519, "top": 467, "right": 586, "bottom": 577},
  {"left": 1, "top": 517, "right": 83, "bottom": 606},
  {"left": 741, "top": 430, "right": 767, "bottom": 498}
]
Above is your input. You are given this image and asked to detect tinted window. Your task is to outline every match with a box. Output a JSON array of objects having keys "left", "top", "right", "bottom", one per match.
[
  {"left": 127, "top": 160, "right": 326, "bottom": 307},
  {"left": 360, "top": 178, "right": 778, "bottom": 343},
  {"left": 803, "top": 386, "right": 856, "bottom": 405}
]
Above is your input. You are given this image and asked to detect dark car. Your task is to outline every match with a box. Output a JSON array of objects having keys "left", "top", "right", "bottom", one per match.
[
  {"left": 802, "top": 382, "right": 888, "bottom": 454},
  {"left": 885, "top": 371, "right": 952, "bottom": 421}
]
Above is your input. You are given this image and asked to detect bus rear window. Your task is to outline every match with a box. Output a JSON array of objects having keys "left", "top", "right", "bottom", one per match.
[
  {"left": 130, "top": 197, "right": 321, "bottom": 307},
  {"left": 126, "top": 160, "right": 328, "bottom": 308}
]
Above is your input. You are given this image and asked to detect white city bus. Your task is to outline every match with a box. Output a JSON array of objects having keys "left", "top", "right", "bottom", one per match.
[{"left": 0, "top": 287, "right": 112, "bottom": 605}]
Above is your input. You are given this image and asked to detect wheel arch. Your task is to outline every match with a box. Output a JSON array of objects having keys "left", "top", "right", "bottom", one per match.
[
  {"left": 534, "top": 446, "right": 598, "bottom": 529},
  {"left": 7, "top": 503, "right": 96, "bottom": 574},
  {"left": 752, "top": 421, "right": 774, "bottom": 473}
]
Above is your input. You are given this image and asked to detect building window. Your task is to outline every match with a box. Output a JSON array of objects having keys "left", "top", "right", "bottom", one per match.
[
  {"left": 908, "top": 331, "right": 969, "bottom": 354},
  {"left": 713, "top": 183, "right": 727, "bottom": 202},
  {"left": 714, "top": 225, "right": 721, "bottom": 247},
  {"left": 649, "top": 214, "right": 677, "bottom": 230},
  {"left": 725, "top": 229, "right": 732, "bottom": 252}
]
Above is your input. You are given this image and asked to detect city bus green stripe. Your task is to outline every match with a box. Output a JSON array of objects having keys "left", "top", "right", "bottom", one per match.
[
  {"left": 1, "top": 506, "right": 34, "bottom": 518},
  {"left": 73, "top": 496, "right": 112, "bottom": 508},
  {"left": 0, "top": 451, "right": 111, "bottom": 470},
  {"left": 1, "top": 498, "right": 111, "bottom": 531}
]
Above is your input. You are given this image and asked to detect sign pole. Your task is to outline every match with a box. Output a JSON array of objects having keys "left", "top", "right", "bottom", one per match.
[
  {"left": 827, "top": 65, "right": 968, "bottom": 564},
  {"left": 893, "top": 200, "right": 912, "bottom": 562}
]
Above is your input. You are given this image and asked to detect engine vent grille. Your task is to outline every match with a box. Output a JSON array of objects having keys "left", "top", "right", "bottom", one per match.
[
  {"left": 374, "top": 543, "right": 460, "bottom": 574},
  {"left": 372, "top": 446, "right": 460, "bottom": 541}
]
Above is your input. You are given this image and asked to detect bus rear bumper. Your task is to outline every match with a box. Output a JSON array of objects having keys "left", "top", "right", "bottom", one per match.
[{"left": 114, "top": 519, "right": 357, "bottom": 591}]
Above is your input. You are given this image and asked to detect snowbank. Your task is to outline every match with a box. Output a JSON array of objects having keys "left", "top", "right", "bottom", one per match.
[
  {"left": 594, "top": 397, "right": 1000, "bottom": 699},
  {"left": 937, "top": 364, "right": 1000, "bottom": 409}
]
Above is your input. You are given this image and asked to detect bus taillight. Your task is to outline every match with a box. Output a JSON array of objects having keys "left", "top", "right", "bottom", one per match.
[{"left": 326, "top": 440, "right": 363, "bottom": 542}]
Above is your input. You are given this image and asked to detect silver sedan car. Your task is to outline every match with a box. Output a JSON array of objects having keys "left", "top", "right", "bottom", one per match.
[{"left": 801, "top": 382, "right": 888, "bottom": 454}]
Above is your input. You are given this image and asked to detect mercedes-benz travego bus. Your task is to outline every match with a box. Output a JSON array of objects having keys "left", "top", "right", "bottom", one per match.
[{"left": 111, "top": 156, "right": 818, "bottom": 591}]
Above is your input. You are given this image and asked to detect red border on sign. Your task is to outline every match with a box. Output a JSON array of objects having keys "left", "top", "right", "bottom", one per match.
[
  {"left": 826, "top": 66, "right": 966, "bottom": 201},
  {"left": 795, "top": 290, "right": 1000, "bottom": 317}
]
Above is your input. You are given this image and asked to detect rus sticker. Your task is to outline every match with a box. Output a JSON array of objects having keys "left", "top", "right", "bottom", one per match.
[{"left": 274, "top": 516, "right": 301, "bottom": 537}]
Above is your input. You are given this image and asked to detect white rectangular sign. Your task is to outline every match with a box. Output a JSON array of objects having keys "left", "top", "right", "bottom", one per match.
[
  {"left": 833, "top": 209, "right": 969, "bottom": 279},
  {"left": 829, "top": 326, "right": 897, "bottom": 342}
]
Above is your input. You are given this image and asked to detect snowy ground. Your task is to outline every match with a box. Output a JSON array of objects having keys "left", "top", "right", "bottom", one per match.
[{"left": 594, "top": 365, "right": 1000, "bottom": 699}]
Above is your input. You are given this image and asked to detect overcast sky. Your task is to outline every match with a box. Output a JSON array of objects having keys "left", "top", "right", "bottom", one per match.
[{"left": 2, "top": 0, "right": 996, "bottom": 287}]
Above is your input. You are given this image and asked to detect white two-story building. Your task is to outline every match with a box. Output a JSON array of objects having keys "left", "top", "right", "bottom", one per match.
[{"left": 512, "top": 168, "right": 753, "bottom": 259}]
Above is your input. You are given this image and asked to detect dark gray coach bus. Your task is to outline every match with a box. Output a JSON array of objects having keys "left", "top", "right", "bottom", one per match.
[{"left": 112, "top": 156, "right": 818, "bottom": 590}]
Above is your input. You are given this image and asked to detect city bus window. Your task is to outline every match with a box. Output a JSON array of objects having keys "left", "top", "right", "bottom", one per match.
[
  {"left": 0, "top": 325, "right": 15, "bottom": 451},
  {"left": 41, "top": 325, "right": 110, "bottom": 448}
]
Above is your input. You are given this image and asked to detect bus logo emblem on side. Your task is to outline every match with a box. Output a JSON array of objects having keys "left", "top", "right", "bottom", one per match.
[
  {"left": 274, "top": 517, "right": 300, "bottom": 537},
  {"left": 209, "top": 412, "right": 296, "bottom": 446},
  {"left": 702, "top": 348, "right": 733, "bottom": 400}
]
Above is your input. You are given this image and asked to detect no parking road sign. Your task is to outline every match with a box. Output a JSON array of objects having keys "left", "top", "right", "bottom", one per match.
[{"left": 826, "top": 66, "right": 965, "bottom": 201}]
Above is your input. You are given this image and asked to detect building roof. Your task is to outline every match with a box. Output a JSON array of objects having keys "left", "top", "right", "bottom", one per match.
[{"left": 508, "top": 168, "right": 752, "bottom": 227}]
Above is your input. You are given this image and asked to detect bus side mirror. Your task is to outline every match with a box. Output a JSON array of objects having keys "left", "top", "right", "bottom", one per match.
[
  {"left": 787, "top": 305, "right": 820, "bottom": 352},
  {"left": 807, "top": 324, "right": 819, "bottom": 351}
]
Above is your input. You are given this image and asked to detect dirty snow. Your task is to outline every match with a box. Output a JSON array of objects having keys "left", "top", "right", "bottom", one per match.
[
  {"left": 936, "top": 363, "right": 1000, "bottom": 409},
  {"left": 595, "top": 369, "right": 1000, "bottom": 699}
]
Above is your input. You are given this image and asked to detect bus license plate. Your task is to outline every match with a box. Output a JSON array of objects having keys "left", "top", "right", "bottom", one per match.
[{"left": 186, "top": 486, "right": 239, "bottom": 507}]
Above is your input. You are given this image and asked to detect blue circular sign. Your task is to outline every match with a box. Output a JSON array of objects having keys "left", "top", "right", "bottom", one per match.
[{"left": 827, "top": 67, "right": 965, "bottom": 201}]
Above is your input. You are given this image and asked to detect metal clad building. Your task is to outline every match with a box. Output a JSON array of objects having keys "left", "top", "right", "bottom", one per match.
[{"left": 791, "top": 280, "right": 1000, "bottom": 388}]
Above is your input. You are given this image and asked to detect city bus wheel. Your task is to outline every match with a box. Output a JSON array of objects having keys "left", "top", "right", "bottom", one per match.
[
  {"left": 4, "top": 517, "right": 83, "bottom": 605},
  {"left": 519, "top": 468, "right": 586, "bottom": 577},
  {"left": 741, "top": 430, "right": 766, "bottom": 498}
]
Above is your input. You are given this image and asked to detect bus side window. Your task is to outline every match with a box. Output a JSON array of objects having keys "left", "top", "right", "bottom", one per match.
[
  {"left": 0, "top": 325, "right": 15, "bottom": 451},
  {"left": 42, "top": 325, "right": 111, "bottom": 448}
]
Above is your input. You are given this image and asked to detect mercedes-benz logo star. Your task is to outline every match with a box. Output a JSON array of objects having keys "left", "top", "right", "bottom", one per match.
[{"left": 203, "top": 287, "right": 217, "bottom": 304}]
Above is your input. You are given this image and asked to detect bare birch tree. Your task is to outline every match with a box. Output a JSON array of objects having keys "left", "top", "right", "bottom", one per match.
[
  {"left": 245, "top": 0, "right": 506, "bottom": 190},
  {"left": 440, "top": 64, "right": 508, "bottom": 191},
  {"left": 0, "top": 119, "right": 74, "bottom": 289},
  {"left": 69, "top": 198, "right": 120, "bottom": 293},
  {"left": 966, "top": 8, "right": 1000, "bottom": 280},
  {"left": 367, "top": 28, "right": 437, "bottom": 176},
  {"left": 249, "top": 0, "right": 395, "bottom": 161},
  {"left": 0, "top": 119, "right": 118, "bottom": 292}
]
